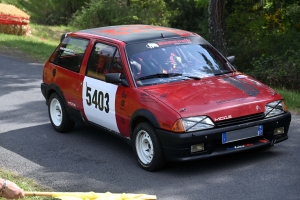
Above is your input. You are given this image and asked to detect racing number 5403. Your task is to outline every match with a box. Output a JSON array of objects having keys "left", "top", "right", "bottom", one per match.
[{"left": 86, "top": 85, "right": 109, "bottom": 113}]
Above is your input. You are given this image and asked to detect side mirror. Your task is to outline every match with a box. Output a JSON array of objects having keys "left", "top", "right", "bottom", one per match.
[
  {"left": 105, "top": 73, "right": 129, "bottom": 87},
  {"left": 227, "top": 56, "right": 235, "bottom": 64}
]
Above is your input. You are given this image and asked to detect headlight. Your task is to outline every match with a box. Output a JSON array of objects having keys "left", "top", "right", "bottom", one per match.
[
  {"left": 171, "top": 116, "right": 215, "bottom": 132},
  {"left": 264, "top": 100, "right": 286, "bottom": 118}
]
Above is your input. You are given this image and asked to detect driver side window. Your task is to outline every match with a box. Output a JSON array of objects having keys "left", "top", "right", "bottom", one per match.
[{"left": 86, "top": 42, "right": 125, "bottom": 82}]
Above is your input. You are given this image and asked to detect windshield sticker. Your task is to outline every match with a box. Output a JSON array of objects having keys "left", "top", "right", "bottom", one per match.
[
  {"left": 146, "top": 43, "right": 159, "bottom": 48},
  {"left": 192, "top": 82, "right": 202, "bottom": 86},
  {"left": 236, "top": 75, "right": 247, "bottom": 79},
  {"left": 158, "top": 39, "right": 191, "bottom": 46},
  {"left": 60, "top": 47, "right": 75, "bottom": 55}
]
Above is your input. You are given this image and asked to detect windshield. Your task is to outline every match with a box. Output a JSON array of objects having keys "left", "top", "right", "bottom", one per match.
[{"left": 128, "top": 43, "right": 234, "bottom": 86}]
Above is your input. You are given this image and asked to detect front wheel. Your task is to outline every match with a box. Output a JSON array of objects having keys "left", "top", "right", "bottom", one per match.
[
  {"left": 133, "top": 122, "right": 166, "bottom": 171},
  {"left": 48, "top": 93, "right": 74, "bottom": 133}
]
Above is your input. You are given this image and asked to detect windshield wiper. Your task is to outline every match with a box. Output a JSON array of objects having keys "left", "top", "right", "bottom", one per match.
[
  {"left": 214, "top": 70, "right": 232, "bottom": 76},
  {"left": 136, "top": 73, "right": 182, "bottom": 81},
  {"left": 184, "top": 75, "right": 201, "bottom": 80}
]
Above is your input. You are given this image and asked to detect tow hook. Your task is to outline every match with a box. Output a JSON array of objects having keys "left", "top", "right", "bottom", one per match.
[{"left": 271, "top": 139, "right": 276, "bottom": 146}]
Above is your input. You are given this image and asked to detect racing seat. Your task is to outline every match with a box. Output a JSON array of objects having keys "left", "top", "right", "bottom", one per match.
[{"left": 96, "top": 52, "right": 107, "bottom": 75}]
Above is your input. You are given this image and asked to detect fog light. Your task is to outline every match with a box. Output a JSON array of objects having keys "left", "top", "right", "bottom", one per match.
[
  {"left": 274, "top": 127, "right": 284, "bottom": 135},
  {"left": 191, "top": 143, "right": 204, "bottom": 153}
]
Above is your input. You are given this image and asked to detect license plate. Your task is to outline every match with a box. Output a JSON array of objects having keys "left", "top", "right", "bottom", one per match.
[{"left": 222, "top": 125, "right": 263, "bottom": 144}]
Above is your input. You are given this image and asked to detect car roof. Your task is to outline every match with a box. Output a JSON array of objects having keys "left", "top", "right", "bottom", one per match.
[{"left": 77, "top": 24, "right": 198, "bottom": 44}]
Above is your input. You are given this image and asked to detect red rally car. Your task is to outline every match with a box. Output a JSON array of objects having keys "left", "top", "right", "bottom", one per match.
[{"left": 41, "top": 25, "right": 291, "bottom": 171}]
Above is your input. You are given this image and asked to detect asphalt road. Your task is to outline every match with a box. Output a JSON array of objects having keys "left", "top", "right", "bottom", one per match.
[{"left": 0, "top": 54, "right": 299, "bottom": 200}]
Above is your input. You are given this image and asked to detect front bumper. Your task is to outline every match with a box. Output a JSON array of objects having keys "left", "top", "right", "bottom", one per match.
[{"left": 156, "top": 112, "right": 291, "bottom": 162}]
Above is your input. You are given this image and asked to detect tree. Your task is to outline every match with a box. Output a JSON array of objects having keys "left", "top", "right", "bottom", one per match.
[{"left": 208, "top": 0, "right": 227, "bottom": 56}]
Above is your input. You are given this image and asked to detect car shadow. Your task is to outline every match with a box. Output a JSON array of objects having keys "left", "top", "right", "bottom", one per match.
[{"left": 0, "top": 121, "right": 289, "bottom": 194}]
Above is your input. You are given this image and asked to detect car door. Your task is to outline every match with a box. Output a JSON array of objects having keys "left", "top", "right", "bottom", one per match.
[{"left": 82, "top": 41, "right": 131, "bottom": 136}]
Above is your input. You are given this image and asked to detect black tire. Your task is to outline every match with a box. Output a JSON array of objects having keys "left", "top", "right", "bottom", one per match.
[
  {"left": 133, "top": 122, "right": 166, "bottom": 171},
  {"left": 48, "top": 93, "right": 75, "bottom": 133}
]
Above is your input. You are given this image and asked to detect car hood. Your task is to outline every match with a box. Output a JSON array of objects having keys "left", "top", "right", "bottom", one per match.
[{"left": 142, "top": 74, "right": 282, "bottom": 121}]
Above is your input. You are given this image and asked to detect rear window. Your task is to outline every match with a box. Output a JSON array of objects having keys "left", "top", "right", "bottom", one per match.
[{"left": 49, "top": 37, "right": 89, "bottom": 72}]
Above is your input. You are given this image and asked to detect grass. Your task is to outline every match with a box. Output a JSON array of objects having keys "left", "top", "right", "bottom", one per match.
[
  {"left": 0, "top": 24, "right": 77, "bottom": 62},
  {"left": 275, "top": 88, "right": 300, "bottom": 114},
  {"left": 0, "top": 168, "right": 52, "bottom": 199},
  {"left": 29, "top": 24, "right": 77, "bottom": 42}
]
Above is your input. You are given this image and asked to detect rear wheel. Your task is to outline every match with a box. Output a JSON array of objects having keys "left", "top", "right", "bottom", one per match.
[
  {"left": 133, "top": 122, "right": 166, "bottom": 171},
  {"left": 48, "top": 93, "right": 74, "bottom": 133}
]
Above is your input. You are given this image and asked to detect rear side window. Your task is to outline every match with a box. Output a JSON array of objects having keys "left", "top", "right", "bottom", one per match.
[{"left": 49, "top": 37, "right": 89, "bottom": 72}]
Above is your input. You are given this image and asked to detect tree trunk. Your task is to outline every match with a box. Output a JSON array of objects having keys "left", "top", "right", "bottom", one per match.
[{"left": 208, "top": 0, "right": 228, "bottom": 56}]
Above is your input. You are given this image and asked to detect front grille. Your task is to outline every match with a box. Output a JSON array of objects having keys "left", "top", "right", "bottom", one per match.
[{"left": 215, "top": 113, "right": 265, "bottom": 127}]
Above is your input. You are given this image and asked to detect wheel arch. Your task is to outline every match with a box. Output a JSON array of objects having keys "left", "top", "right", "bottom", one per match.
[
  {"left": 45, "top": 83, "right": 67, "bottom": 106},
  {"left": 130, "top": 109, "right": 160, "bottom": 139}
]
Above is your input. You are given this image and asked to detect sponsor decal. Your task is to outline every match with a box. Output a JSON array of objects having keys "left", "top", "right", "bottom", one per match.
[
  {"left": 85, "top": 83, "right": 110, "bottom": 113},
  {"left": 67, "top": 101, "right": 76, "bottom": 107},
  {"left": 120, "top": 100, "right": 125, "bottom": 108},
  {"left": 216, "top": 97, "right": 246, "bottom": 105},
  {"left": 226, "top": 143, "right": 253, "bottom": 150},
  {"left": 120, "top": 118, "right": 125, "bottom": 124},
  {"left": 120, "top": 91, "right": 127, "bottom": 111},
  {"left": 157, "top": 39, "right": 191, "bottom": 46},
  {"left": 192, "top": 82, "right": 202, "bottom": 86},
  {"left": 146, "top": 43, "right": 159, "bottom": 48},
  {"left": 214, "top": 115, "right": 232, "bottom": 121},
  {"left": 146, "top": 91, "right": 166, "bottom": 98},
  {"left": 60, "top": 47, "right": 76, "bottom": 55},
  {"left": 122, "top": 91, "right": 127, "bottom": 98},
  {"left": 236, "top": 75, "right": 247, "bottom": 79},
  {"left": 140, "top": 93, "right": 156, "bottom": 103},
  {"left": 179, "top": 108, "right": 187, "bottom": 112}
]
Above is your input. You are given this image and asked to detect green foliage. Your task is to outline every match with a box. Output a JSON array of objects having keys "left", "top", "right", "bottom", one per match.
[
  {"left": 42, "top": 0, "right": 87, "bottom": 25},
  {"left": 0, "top": 0, "right": 88, "bottom": 25},
  {"left": 249, "top": 32, "right": 300, "bottom": 90},
  {"left": 285, "top": 4, "right": 300, "bottom": 31},
  {"left": 164, "top": 0, "right": 209, "bottom": 37},
  {"left": 225, "top": 0, "right": 300, "bottom": 90},
  {"left": 274, "top": 87, "right": 300, "bottom": 113},
  {"left": 69, "top": 0, "right": 169, "bottom": 29}
]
